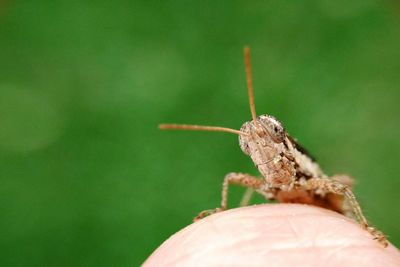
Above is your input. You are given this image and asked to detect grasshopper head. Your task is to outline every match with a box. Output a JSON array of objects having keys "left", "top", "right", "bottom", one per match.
[{"left": 239, "top": 115, "right": 286, "bottom": 155}]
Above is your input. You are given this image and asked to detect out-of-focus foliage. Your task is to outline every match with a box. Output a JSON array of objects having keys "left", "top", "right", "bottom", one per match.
[{"left": 0, "top": 1, "right": 399, "bottom": 266}]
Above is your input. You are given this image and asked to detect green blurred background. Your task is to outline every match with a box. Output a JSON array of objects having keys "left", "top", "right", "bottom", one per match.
[{"left": 0, "top": 1, "right": 399, "bottom": 266}]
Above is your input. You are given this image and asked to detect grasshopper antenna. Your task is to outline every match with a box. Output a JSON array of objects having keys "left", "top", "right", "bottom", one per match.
[
  {"left": 159, "top": 48, "right": 258, "bottom": 136},
  {"left": 159, "top": 124, "right": 246, "bottom": 135},
  {"left": 244, "top": 46, "right": 257, "bottom": 124}
]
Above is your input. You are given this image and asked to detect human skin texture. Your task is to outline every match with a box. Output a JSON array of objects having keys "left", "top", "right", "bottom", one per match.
[{"left": 143, "top": 204, "right": 400, "bottom": 267}]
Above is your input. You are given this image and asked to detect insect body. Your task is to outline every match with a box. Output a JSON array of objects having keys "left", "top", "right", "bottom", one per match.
[{"left": 159, "top": 47, "right": 388, "bottom": 247}]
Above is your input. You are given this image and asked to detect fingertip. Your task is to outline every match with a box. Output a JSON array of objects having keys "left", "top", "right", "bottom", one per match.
[{"left": 144, "top": 204, "right": 400, "bottom": 267}]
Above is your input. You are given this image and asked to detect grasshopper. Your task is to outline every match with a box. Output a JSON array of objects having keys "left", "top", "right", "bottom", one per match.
[{"left": 159, "top": 47, "right": 387, "bottom": 247}]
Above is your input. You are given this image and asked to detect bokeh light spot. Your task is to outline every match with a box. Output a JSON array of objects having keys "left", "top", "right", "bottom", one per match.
[{"left": 0, "top": 85, "right": 64, "bottom": 153}]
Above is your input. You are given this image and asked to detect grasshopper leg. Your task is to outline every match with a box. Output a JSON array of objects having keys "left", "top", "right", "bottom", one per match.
[
  {"left": 194, "top": 173, "right": 266, "bottom": 221},
  {"left": 303, "top": 177, "right": 388, "bottom": 247}
]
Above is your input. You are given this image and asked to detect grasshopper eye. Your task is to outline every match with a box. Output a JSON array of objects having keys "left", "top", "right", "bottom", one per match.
[
  {"left": 258, "top": 115, "right": 285, "bottom": 143},
  {"left": 239, "top": 122, "right": 251, "bottom": 155},
  {"left": 239, "top": 137, "right": 250, "bottom": 155}
]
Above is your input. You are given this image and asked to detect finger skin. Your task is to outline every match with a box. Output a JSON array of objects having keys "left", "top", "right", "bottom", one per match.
[{"left": 143, "top": 204, "right": 400, "bottom": 267}]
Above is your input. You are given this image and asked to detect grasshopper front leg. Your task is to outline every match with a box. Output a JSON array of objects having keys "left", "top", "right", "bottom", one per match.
[{"left": 194, "top": 173, "right": 268, "bottom": 221}]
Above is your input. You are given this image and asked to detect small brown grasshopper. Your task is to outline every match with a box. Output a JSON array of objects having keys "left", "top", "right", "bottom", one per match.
[{"left": 159, "top": 47, "right": 388, "bottom": 247}]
